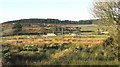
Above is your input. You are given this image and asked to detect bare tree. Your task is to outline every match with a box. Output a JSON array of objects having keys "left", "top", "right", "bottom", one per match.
[
  {"left": 93, "top": 0, "right": 119, "bottom": 23},
  {"left": 92, "top": 0, "right": 120, "bottom": 44}
]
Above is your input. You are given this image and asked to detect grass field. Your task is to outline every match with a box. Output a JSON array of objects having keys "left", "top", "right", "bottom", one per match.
[
  {"left": 1, "top": 35, "right": 109, "bottom": 40},
  {"left": 2, "top": 34, "right": 119, "bottom": 65},
  {"left": 80, "top": 26, "right": 98, "bottom": 31},
  {"left": 1, "top": 24, "right": 119, "bottom": 66}
]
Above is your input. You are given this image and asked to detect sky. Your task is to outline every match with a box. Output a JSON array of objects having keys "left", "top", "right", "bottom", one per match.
[{"left": 0, "top": 0, "right": 94, "bottom": 23}]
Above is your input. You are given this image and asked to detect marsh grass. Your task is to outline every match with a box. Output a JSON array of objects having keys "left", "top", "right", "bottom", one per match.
[{"left": 2, "top": 36, "right": 119, "bottom": 65}]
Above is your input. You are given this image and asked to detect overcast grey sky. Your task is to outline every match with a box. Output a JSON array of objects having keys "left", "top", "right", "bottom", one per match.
[{"left": 0, "top": 0, "right": 94, "bottom": 22}]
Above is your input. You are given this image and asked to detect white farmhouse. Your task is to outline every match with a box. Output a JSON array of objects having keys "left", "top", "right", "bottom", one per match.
[{"left": 43, "top": 33, "right": 56, "bottom": 36}]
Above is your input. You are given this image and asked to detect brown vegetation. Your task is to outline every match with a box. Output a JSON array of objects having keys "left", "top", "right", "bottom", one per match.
[{"left": 2, "top": 38, "right": 107, "bottom": 47}]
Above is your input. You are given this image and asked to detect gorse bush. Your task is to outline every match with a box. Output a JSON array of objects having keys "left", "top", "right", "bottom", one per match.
[{"left": 2, "top": 48, "right": 9, "bottom": 54}]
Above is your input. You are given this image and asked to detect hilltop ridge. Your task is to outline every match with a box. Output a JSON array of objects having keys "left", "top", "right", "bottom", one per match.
[{"left": 2, "top": 18, "right": 95, "bottom": 24}]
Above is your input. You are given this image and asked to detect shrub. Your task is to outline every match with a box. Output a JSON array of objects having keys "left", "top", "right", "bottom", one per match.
[
  {"left": 3, "top": 52, "right": 13, "bottom": 59},
  {"left": 2, "top": 48, "right": 10, "bottom": 54},
  {"left": 48, "top": 43, "right": 60, "bottom": 49}
]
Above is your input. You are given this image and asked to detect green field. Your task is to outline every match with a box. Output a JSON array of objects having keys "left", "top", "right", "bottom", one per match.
[
  {"left": 1, "top": 35, "right": 109, "bottom": 40},
  {"left": 81, "top": 26, "right": 98, "bottom": 31}
]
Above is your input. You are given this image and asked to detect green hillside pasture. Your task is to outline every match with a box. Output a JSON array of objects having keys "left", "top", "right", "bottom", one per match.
[{"left": 80, "top": 26, "right": 98, "bottom": 31}]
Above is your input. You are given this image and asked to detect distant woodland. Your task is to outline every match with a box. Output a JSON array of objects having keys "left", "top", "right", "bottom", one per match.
[{"left": 2, "top": 19, "right": 96, "bottom": 24}]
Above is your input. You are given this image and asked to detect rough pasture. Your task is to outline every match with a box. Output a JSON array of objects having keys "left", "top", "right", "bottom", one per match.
[{"left": 2, "top": 37, "right": 107, "bottom": 47}]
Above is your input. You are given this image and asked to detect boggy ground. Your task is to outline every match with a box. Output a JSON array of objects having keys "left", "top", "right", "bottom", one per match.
[{"left": 1, "top": 35, "right": 119, "bottom": 65}]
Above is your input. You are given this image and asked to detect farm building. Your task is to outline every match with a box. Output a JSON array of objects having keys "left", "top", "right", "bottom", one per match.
[
  {"left": 43, "top": 33, "right": 56, "bottom": 36},
  {"left": 101, "top": 32, "right": 109, "bottom": 35}
]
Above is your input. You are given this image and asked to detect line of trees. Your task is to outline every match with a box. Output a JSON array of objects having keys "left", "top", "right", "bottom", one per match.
[{"left": 3, "top": 19, "right": 94, "bottom": 24}]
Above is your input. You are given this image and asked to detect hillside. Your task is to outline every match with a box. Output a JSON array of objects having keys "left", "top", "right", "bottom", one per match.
[
  {"left": 2, "top": 18, "right": 94, "bottom": 24},
  {"left": 1, "top": 19, "right": 118, "bottom": 66},
  {"left": 1, "top": 19, "right": 97, "bottom": 36}
]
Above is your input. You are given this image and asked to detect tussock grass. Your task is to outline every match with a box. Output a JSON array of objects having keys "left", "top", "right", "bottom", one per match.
[{"left": 2, "top": 35, "right": 119, "bottom": 65}]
